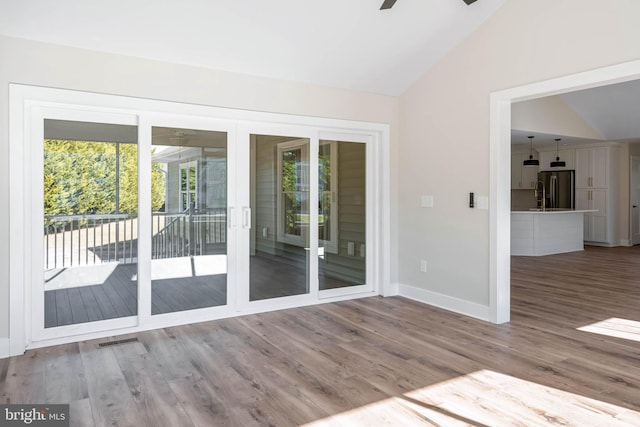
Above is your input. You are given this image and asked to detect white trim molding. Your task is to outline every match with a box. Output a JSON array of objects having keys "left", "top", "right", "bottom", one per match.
[{"left": 398, "top": 283, "right": 491, "bottom": 322}]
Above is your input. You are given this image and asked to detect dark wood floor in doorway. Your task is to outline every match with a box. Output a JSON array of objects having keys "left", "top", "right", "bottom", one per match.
[
  {"left": 2, "top": 245, "right": 640, "bottom": 425},
  {"left": 44, "top": 252, "right": 355, "bottom": 328}
]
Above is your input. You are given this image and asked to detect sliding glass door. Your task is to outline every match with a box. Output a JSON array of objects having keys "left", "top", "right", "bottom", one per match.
[
  {"left": 28, "top": 101, "right": 375, "bottom": 345},
  {"left": 150, "top": 126, "right": 230, "bottom": 315},
  {"left": 248, "top": 134, "right": 312, "bottom": 302},
  {"left": 43, "top": 121, "right": 140, "bottom": 328},
  {"left": 243, "top": 131, "right": 373, "bottom": 308},
  {"left": 35, "top": 112, "right": 237, "bottom": 339},
  {"left": 318, "top": 139, "right": 368, "bottom": 293}
]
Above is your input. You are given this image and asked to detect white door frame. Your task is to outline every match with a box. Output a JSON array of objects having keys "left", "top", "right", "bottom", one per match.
[
  {"left": 138, "top": 113, "right": 241, "bottom": 328},
  {"left": 29, "top": 106, "right": 141, "bottom": 343},
  {"left": 237, "top": 123, "right": 320, "bottom": 313},
  {"left": 317, "top": 131, "right": 377, "bottom": 300},
  {"left": 490, "top": 59, "right": 640, "bottom": 324},
  {"left": 630, "top": 155, "right": 640, "bottom": 245},
  {"left": 8, "top": 84, "right": 391, "bottom": 355}
]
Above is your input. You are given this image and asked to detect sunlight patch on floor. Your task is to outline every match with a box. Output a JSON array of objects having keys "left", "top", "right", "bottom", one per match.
[
  {"left": 577, "top": 317, "right": 640, "bottom": 343},
  {"left": 44, "top": 263, "right": 119, "bottom": 290},
  {"left": 302, "top": 370, "right": 640, "bottom": 426},
  {"left": 45, "top": 255, "right": 228, "bottom": 290}
]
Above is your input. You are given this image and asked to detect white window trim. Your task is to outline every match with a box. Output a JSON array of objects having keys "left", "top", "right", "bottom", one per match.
[
  {"left": 179, "top": 160, "right": 198, "bottom": 211},
  {"left": 276, "top": 140, "right": 338, "bottom": 253}
]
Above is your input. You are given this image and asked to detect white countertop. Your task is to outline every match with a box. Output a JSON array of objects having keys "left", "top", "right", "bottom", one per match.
[{"left": 511, "top": 209, "right": 597, "bottom": 214}]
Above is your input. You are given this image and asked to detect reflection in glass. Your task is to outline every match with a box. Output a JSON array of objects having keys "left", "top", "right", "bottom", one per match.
[
  {"left": 250, "top": 136, "right": 310, "bottom": 301},
  {"left": 319, "top": 143, "right": 332, "bottom": 243},
  {"left": 319, "top": 140, "right": 366, "bottom": 290},
  {"left": 151, "top": 127, "right": 228, "bottom": 314}
]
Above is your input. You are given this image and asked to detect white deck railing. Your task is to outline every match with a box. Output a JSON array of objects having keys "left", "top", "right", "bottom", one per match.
[{"left": 44, "top": 209, "right": 226, "bottom": 269}]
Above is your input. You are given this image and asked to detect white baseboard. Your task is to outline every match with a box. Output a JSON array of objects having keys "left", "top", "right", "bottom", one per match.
[
  {"left": 586, "top": 240, "right": 630, "bottom": 248},
  {"left": 398, "top": 283, "right": 492, "bottom": 322},
  {"left": 0, "top": 338, "right": 9, "bottom": 359}
]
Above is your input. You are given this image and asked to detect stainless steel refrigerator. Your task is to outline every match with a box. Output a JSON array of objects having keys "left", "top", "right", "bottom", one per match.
[{"left": 537, "top": 170, "right": 575, "bottom": 209}]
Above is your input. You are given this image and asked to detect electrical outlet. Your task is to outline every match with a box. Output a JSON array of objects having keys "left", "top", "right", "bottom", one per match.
[
  {"left": 347, "top": 242, "right": 355, "bottom": 256},
  {"left": 420, "top": 260, "right": 427, "bottom": 273}
]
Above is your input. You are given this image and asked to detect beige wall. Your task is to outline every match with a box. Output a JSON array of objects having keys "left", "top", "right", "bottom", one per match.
[
  {"left": 0, "top": 36, "right": 399, "bottom": 339},
  {"left": 399, "top": 0, "right": 640, "bottom": 305}
]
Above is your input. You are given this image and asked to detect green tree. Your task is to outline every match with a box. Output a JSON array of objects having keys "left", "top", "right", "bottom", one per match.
[{"left": 44, "top": 140, "right": 166, "bottom": 216}]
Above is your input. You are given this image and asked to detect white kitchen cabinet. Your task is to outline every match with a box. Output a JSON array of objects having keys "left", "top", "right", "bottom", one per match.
[
  {"left": 511, "top": 210, "right": 593, "bottom": 256},
  {"left": 511, "top": 153, "right": 539, "bottom": 189},
  {"left": 539, "top": 149, "right": 575, "bottom": 171},
  {"left": 574, "top": 146, "right": 615, "bottom": 244},
  {"left": 576, "top": 188, "right": 608, "bottom": 242},
  {"left": 511, "top": 154, "right": 521, "bottom": 189},
  {"left": 575, "top": 146, "right": 608, "bottom": 189},
  {"left": 536, "top": 143, "right": 620, "bottom": 246}
]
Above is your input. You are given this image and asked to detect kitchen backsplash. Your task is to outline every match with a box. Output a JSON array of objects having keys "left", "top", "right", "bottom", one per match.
[{"left": 511, "top": 189, "right": 537, "bottom": 211}]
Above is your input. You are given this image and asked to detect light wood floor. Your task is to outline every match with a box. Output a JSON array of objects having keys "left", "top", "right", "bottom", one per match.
[{"left": 2, "top": 246, "right": 640, "bottom": 426}]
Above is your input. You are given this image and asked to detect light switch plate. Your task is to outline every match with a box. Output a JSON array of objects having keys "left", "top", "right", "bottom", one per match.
[
  {"left": 477, "top": 196, "right": 489, "bottom": 210},
  {"left": 421, "top": 195, "right": 434, "bottom": 208}
]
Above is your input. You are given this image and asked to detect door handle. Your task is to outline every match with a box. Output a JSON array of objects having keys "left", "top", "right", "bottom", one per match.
[
  {"left": 242, "top": 207, "right": 252, "bottom": 229},
  {"left": 634, "top": 205, "right": 638, "bottom": 208},
  {"left": 228, "top": 207, "right": 236, "bottom": 229}
]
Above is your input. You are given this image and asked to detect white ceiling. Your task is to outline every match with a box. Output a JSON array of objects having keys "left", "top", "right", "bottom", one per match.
[
  {"left": 512, "top": 79, "right": 640, "bottom": 148},
  {"left": 0, "top": 0, "right": 506, "bottom": 96},
  {"left": 559, "top": 79, "right": 640, "bottom": 142}
]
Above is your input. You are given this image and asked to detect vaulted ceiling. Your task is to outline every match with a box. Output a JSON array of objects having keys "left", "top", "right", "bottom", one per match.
[
  {"left": 512, "top": 79, "right": 640, "bottom": 148},
  {"left": 0, "top": 0, "right": 506, "bottom": 96}
]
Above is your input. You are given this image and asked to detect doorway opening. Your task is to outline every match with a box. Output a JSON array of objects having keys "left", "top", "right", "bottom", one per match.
[{"left": 490, "top": 59, "right": 640, "bottom": 323}]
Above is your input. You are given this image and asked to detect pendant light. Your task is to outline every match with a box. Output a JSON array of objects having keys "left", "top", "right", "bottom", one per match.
[
  {"left": 550, "top": 138, "right": 566, "bottom": 167},
  {"left": 523, "top": 135, "right": 539, "bottom": 167}
]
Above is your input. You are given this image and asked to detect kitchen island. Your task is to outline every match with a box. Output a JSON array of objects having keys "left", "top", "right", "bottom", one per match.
[{"left": 511, "top": 209, "right": 597, "bottom": 256}]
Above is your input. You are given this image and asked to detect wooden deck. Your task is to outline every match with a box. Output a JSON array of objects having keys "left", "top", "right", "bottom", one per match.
[
  {"left": 45, "top": 252, "right": 354, "bottom": 328},
  {"left": 4, "top": 245, "right": 639, "bottom": 425}
]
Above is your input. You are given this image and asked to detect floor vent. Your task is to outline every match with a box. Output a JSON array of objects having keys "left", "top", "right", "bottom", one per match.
[{"left": 97, "top": 337, "right": 139, "bottom": 348}]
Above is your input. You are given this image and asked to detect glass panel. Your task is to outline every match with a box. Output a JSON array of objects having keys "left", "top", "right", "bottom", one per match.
[
  {"left": 151, "top": 127, "right": 228, "bottom": 314},
  {"left": 319, "top": 143, "right": 332, "bottom": 243},
  {"left": 319, "top": 140, "right": 366, "bottom": 290},
  {"left": 250, "top": 135, "right": 310, "bottom": 301},
  {"left": 43, "top": 120, "right": 138, "bottom": 328}
]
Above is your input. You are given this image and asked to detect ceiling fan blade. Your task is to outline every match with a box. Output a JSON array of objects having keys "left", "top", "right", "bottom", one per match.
[
  {"left": 463, "top": 0, "right": 478, "bottom": 4},
  {"left": 380, "top": 0, "right": 397, "bottom": 10}
]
